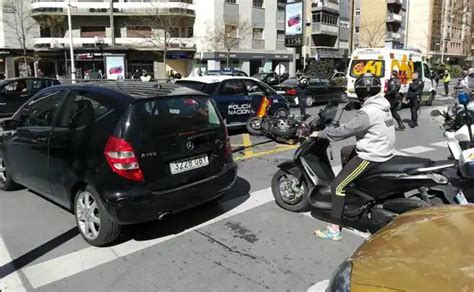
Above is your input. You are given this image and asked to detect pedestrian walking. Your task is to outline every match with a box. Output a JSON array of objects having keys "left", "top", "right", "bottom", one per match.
[
  {"left": 407, "top": 72, "right": 424, "bottom": 128},
  {"left": 386, "top": 70, "right": 404, "bottom": 130},
  {"left": 442, "top": 69, "right": 451, "bottom": 96}
]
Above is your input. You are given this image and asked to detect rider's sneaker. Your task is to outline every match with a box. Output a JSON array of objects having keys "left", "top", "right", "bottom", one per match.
[{"left": 314, "top": 227, "right": 342, "bottom": 241}]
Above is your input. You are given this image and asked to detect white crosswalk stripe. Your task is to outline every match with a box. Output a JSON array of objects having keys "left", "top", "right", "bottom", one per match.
[{"left": 431, "top": 141, "right": 448, "bottom": 148}]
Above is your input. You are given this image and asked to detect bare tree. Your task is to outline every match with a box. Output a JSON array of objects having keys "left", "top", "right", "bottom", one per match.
[
  {"left": 4, "top": 0, "right": 37, "bottom": 77},
  {"left": 127, "top": 6, "right": 194, "bottom": 79},
  {"left": 207, "top": 20, "right": 253, "bottom": 67},
  {"left": 359, "top": 18, "right": 386, "bottom": 48}
]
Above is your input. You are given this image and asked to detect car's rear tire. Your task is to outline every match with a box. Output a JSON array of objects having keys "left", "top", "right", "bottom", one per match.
[
  {"left": 0, "top": 156, "right": 22, "bottom": 191},
  {"left": 304, "top": 96, "right": 314, "bottom": 108},
  {"left": 74, "top": 185, "right": 121, "bottom": 246}
]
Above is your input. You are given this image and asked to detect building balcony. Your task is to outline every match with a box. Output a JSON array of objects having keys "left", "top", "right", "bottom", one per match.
[
  {"left": 387, "top": 12, "right": 402, "bottom": 23},
  {"left": 311, "top": 0, "right": 340, "bottom": 14},
  {"left": 386, "top": 0, "right": 402, "bottom": 5},
  {"left": 386, "top": 31, "right": 401, "bottom": 40},
  {"left": 33, "top": 37, "right": 196, "bottom": 50},
  {"left": 30, "top": 1, "right": 195, "bottom": 17},
  {"left": 312, "top": 23, "right": 339, "bottom": 36},
  {"left": 310, "top": 47, "right": 346, "bottom": 59}
]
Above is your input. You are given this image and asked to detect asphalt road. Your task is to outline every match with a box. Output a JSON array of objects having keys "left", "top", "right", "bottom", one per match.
[{"left": 0, "top": 94, "right": 455, "bottom": 292}]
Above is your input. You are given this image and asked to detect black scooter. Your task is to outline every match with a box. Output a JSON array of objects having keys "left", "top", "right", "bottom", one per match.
[{"left": 271, "top": 101, "right": 468, "bottom": 233}]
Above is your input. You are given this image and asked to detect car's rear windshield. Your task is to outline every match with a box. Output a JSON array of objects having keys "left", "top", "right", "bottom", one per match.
[
  {"left": 280, "top": 78, "right": 297, "bottom": 86},
  {"left": 129, "top": 96, "right": 221, "bottom": 136},
  {"left": 176, "top": 81, "right": 218, "bottom": 95},
  {"left": 349, "top": 59, "right": 385, "bottom": 78}
]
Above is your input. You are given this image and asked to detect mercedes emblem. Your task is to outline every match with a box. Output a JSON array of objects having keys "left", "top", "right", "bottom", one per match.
[{"left": 186, "top": 141, "right": 194, "bottom": 150}]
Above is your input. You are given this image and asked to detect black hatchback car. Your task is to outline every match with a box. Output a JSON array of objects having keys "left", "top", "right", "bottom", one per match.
[
  {"left": 0, "top": 77, "right": 60, "bottom": 118},
  {"left": 0, "top": 82, "right": 237, "bottom": 246}
]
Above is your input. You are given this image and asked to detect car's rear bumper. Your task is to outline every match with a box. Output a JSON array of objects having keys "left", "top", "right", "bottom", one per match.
[{"left": 103, "top": 163, "right": 238, "bottom": 224}]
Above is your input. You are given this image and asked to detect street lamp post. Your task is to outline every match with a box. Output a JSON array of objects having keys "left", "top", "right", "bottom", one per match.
[{"left": 67, "top": 0, "right": 76, "bottom": 81}]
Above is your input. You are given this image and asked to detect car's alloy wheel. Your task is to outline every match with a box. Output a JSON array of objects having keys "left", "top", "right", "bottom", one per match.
[
  {"left": 76, "top": 191, "right": 101, "bottom": 241},
  {"left": 305, "top": 96, "right": 314, "bottom": 107}
]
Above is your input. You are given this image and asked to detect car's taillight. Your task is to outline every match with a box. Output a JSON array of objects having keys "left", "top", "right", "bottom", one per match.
[
  {"left": 224, "top": 126, "right": 233, "bottom": 161},
  {"left": 286, "top": 88, "right": 297, "bottom": 96},
  {"left": 104, "top": 136, "right": 144, "bottom": 182}
]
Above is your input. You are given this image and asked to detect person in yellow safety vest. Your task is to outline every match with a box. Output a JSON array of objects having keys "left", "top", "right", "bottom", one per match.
[{"left": 442, "top": 69, "right": 451, "bottom": 96}]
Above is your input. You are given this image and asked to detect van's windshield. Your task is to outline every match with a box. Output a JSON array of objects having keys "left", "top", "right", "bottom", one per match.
[{"left": 349, "top": 60, "right": 385, "bottom": 78}]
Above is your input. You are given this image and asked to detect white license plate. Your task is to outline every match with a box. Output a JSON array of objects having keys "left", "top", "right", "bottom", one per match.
[
  {"left": 170, "top": 155, "right": 209, "bottom": 175},
  {"left": 276, "top": 91, "right": 285, "bottom": 95}
]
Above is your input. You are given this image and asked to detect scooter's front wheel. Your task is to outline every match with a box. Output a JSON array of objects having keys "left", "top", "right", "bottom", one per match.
[{"left": 272, "top": 169, "right": 310, "bottom": 212}]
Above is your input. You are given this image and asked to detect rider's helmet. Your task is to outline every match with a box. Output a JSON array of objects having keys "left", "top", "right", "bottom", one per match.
[
  {"left": 297, "top": 75, "right": 309, "bottom": 89},
  {"left": 354, "top": 73, "right": 381, "bottom": 101}
]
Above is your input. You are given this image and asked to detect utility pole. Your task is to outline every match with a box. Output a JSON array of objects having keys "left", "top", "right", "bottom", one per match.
[
  {"left": 67, "top": 0, "right": 76, "bottom": 81},
  {"left": 440, "top": 0, "right": 450, "bottom": 63},
  {"left": 110, "top": 0, "right": 115, "bottom": 47}
]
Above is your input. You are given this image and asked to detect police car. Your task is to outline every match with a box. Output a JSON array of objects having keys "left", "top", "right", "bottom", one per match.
[{"left": 176, "top": 76, "right": 290, "bottom": 127}]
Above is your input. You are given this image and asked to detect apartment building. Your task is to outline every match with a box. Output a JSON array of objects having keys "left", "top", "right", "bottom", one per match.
[
  {"left": 193, "top": 0, "right": 293, "bottom": 76},
  {"left": 301, "top": 0, "right": 350, "bottom": 65},
  {"left": 353, "top": 0, "right": 407, "bottom": 50},
  {"left": 406, "top": 0, "right": 471, "bottom": 64},
  {"left": 1, "top": 0, "right": 292, "bottom": 79}
]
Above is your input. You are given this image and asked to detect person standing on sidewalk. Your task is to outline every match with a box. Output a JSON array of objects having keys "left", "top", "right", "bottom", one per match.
[
  {"left": 407, "top": 72, "right": 424, "bottom": 128},
  {"left": 443, "top": 69, "right": 451, "bottom": 96},
  {"left": 386, "top": 70, "right": 404, "bottom": 130}
]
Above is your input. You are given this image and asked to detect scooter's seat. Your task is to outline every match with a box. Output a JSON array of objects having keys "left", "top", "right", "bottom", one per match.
[{"left": 364, "top": 156, "right": 433, "bottom": 176}]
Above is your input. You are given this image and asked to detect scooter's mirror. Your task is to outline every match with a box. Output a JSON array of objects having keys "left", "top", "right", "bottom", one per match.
[{"left": 430, "top": 109, "right": 443, "bottom": 117}]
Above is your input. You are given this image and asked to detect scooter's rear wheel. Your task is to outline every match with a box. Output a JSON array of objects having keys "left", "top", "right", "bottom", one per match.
[{"left": 272, "top": 169, "right": 310, "bottom": 212}]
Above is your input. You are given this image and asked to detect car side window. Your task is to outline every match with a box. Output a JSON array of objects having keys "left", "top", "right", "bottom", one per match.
[
  {"left": 423, "top": 64, "right": 431, "bottom": 80},
  {"left": 320, "top": 79, "right": 331, "bottom": 87},
  {"left": 21, "top": 90, "right": 65, "bottom": 127},
  {"left": 309, "top": 78, "right": 322, "bottom": 87},
  {"left": 60, "top": 91, "right": 112, "bottom": 128},
  {"left": 4, "top": 81, "right": 27, "bottom": 94},
  {"left": 243, "top": 79, "right": 266, "bottom": 96},
  {"left": 219, "top": 79, "right": 246, "bottom": 96},
  {"left": 32, "top": 79, "right": 45, "bottom": 90}
]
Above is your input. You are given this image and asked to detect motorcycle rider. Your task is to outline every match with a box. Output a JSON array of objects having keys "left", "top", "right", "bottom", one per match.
[
  {"left": 407, "top": 72, "right": 424, "bottom": 128},
  {"left": 386, "top": 70, "right": 405, "bottom": 130},
  {"left": 296, "top": 74, "right": 309, "bottom": 119},
  {"left": 460, "top": 68, "right": 474, "bottom": 91},
  {"left": 312, "top": 73, "right": 396, "bottom": 240}
]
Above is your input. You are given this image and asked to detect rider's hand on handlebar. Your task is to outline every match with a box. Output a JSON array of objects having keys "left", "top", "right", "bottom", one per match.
[{"left": 310, "top": 131, "right": 319, "bottom": 138}]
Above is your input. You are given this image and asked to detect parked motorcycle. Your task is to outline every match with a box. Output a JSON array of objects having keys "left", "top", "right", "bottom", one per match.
[
  {"left": 271, "top": 101, "right": 469, "bottom": 233},
  {"left": 432, "top": 91, "right": 474, "bottom": 199},
  {"left": 246, "top": 95, "right": 290, "bottom": 136}
]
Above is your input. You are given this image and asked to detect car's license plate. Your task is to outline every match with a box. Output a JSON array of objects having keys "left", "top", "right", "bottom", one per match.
[{"left": 170, "top": 155, "right": 209, "bottom": 175}]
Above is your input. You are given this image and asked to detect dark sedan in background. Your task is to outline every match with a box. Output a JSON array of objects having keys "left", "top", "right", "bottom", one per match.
[
  {"left": 272, "top": 77, "right": 346, "bottom": 107},
  {"left": 0, "top": 77, "right": 60, "bottom": 117}
]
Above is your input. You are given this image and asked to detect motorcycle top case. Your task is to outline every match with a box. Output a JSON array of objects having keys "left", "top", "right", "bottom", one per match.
[{"left": 460, "top": 148, "right": 474, "bottom": 178}]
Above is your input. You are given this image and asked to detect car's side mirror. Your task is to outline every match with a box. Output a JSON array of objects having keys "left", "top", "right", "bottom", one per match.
[
  {"left": 2, "top": 119, "right": 19, "bottom": 131},
  {"left": 430, "top": 109, "right": 443, "bottom": 117}
]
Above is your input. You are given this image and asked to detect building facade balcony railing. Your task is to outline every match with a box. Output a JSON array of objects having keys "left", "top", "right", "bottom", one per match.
[
  {"left": 386, "top": 0, "right": 402, "bottom": 5},
  {"left": 311, "top": 23, "right": 339, "bottom": 36},
  {"left": 310, "top": 47, "right": 346, "bottom": 59},
  {"left": 31, "top": 1, "right": 195, "bottom": 16},
  {"left": 33, "top": 37, "right": 196, "bottom": 50},
  {"left": 387, "top": 12, "right": 402, "bottom": 22},
  {"left": 311, "top": 0, "right": 340, "bottom": 14}
]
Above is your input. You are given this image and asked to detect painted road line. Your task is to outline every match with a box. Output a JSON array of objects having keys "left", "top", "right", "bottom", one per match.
[
  {"left": 0, "top": 237, "right": 27, "bottom": 292},
  {"left": 400, "top": 146, "right": 435, "bottom": 154},
  {"left": 235, "top": 144, "right": 298, "bottom": 161},
  {"left": 307, "top": 279, "right": 329, "bottom": 292},
  {"left": 21, "top": 188, "right": 275, "bottom": 289},
  {"left": 431, "top": 141, "right": 448, "bottom": 148},
  {"left": 241, "top": 134, "right": 254, "bottom": 158}
]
